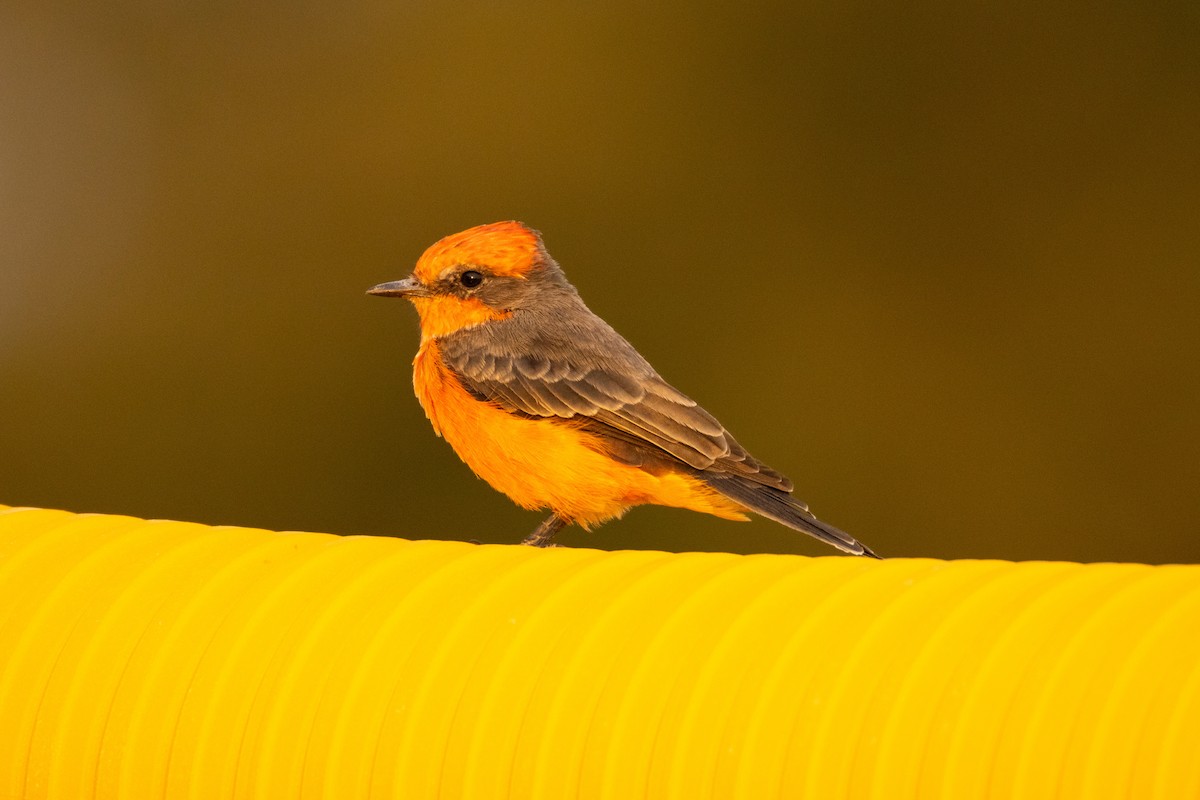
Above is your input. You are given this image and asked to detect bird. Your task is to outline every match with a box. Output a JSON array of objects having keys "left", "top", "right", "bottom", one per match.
[{"left": 368, "top": 221, "right": 877, "bottom": 557}]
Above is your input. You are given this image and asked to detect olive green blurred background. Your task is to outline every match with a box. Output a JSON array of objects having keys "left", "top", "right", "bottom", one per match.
[{"left": 2, "top": 1, "right": 1197, "bottom": 562}]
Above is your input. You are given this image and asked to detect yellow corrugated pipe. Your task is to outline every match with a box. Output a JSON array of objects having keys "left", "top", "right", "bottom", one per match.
[{"left": 1, "top": 504, "right": 1197, "bottom": 799}]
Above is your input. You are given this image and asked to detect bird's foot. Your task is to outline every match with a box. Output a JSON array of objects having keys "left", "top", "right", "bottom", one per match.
[{"left": 522, "top": 515, "right": 568, "bottom": 547}]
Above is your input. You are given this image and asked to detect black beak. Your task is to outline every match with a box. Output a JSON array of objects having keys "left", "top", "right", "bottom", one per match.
[{"left": 367, "top": 277, "right": 428, "bottom": 298}]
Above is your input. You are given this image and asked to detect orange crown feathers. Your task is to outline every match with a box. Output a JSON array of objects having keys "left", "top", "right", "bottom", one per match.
[{"left": 413, "top": 221, "right": 545, "bottom": 283}]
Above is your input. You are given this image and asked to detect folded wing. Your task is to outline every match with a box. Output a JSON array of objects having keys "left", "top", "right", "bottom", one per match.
[{"left": 436, "top": 315, "right": 793, "bottom": 491}]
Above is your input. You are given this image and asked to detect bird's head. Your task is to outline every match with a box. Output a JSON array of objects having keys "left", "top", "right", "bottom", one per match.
[{"left": 368, "top": 221, "right": 569, "bottom": 340}]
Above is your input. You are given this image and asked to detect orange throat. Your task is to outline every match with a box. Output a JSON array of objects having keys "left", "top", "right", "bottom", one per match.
[{"left": 410, "top": 296, "right": 510, "bottom": 341}]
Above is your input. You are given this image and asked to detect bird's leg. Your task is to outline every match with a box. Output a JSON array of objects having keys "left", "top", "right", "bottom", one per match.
[{"left": 522, "top": 514, "right": 568, "bottom": 547}]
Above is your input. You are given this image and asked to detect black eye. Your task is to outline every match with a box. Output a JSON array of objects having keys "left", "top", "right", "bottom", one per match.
[{"left": 459, "top": 270, "right": 484, "bottom": 288}]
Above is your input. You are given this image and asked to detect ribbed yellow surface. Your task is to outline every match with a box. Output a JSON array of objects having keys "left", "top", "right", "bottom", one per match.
[{"left": 1, "top": 505, "right": 1197, "bottom": 799}]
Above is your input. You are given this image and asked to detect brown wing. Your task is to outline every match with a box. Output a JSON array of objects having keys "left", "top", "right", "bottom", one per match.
[{"left": 436, "top": 307, "right": 794, "bottom": 491}]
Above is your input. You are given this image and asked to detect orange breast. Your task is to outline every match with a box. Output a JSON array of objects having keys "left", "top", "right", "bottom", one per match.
[{"left": 412, "top": 341, "right": 748, "bottom": 528}]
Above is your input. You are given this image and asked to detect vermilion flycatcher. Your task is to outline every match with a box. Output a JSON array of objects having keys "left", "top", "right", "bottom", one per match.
[{"left": 369, "top": 221, "right": 877, "bottom": 557}]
